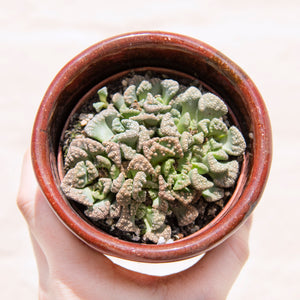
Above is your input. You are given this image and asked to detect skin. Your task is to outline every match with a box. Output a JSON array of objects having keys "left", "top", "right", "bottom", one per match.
[{"left": 17, "top": 151, "right": 252, "bottom": 300}]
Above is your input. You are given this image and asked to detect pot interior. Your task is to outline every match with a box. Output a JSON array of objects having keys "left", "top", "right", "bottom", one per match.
[{"left": 56, "top": 66, "right": 251, "bottom": 241}]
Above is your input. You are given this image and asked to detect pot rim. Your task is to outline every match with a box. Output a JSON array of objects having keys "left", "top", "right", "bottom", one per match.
[{"left": 31, "top": 31, "right": 272, "bottom": 262}]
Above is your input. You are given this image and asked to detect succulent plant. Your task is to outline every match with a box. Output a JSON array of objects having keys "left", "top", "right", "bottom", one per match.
[{"left": 61, "top": 75, "right": 246, "bottom": 244}]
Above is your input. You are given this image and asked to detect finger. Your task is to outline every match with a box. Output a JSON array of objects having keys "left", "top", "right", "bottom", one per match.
[
  {"left": 17, "top": 151, "right": 162, "bottom": 297},
  {"left": 32, "top": 188, "right": 107, "bottom": 263},
  {"left": 30, "top": 233, "right": 50, "bottom": 290},
  {"left": 165, "top": 217, "right": 252, "bottom": 299},
  {"left": 16, "top": 150, "right": 71, "bottom": 247},
  {"left": 17, "top": 151, "right": 89, "bottom": 250},
  {"left": 17, "top": 150, "right": 38, "bottom": 221},
  {"left": 18, "top": 153, "right": 112, "bottom": 267},
  {"left": 197, "top": 217, "right": 252, "bottom": 297},
  {"left": 30, "top": 193, "right": 130, "bottom": 299}
]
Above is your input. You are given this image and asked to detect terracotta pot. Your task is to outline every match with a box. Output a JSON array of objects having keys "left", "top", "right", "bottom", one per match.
[{"left": 31, "top": 31, "right": 272, "bottom": 262}]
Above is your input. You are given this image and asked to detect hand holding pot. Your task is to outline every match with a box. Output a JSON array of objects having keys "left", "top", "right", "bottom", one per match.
[{"left": 18, "top": 151, "right": 251, "bottom": 300}]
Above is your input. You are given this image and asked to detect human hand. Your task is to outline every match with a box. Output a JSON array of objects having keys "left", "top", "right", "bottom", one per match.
[{"left": 17, "top": 151, "right": 251, "bottom": 300}]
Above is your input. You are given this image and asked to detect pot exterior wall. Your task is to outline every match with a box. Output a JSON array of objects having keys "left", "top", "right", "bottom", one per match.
[{"left": 32, "top": 31, "right": 272, "bottom": 262}]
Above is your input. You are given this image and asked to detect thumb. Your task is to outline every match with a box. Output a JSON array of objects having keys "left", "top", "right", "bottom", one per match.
[
  {"left": 17, "top": 150, "right": 39, "bottom": 222},
  {"left": 165, "top": 217, "right": 252, "bottom": 299}
]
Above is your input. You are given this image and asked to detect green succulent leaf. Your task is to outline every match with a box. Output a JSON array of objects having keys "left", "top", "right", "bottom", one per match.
[
  {"left": 161, "top": 79, "right": 179, "bottom": 104},
  {"left": 221, "top": 126, "right": 246, "bottom": 156},
  {"left": 84, "top": 199, "right": 111, "bottom": 221},
  {"left": 208, "top": 118, "right": 228, "bottom": 138},
  {"left": 177, "top": 112, "right": 191, "bottom": 134},
  {"left": 144, "top": 207, "right": 166, "bottom": 231},
  {"left": 191, "top": 162, "right": 209, "bottom": 174},
  {"left": 64, "top": 137, "right": 106, "bottom": 169},
  {"left": 95, "top": 155, "right": 112, "bottom": 170},
  {"left": 93, "top": 87, "right": 109, "bottom": 112},
  {"left": 136, "top": 80, "right": 152, "bottom": 101},
  {"left": 176, "top": 86, "right": 201, "bottom": 122},
  {"left": 61, "top": 74, "right": 246, "bottom": 244},
  {"left": 119, "top": 105, "right": 141, "bottom": 118},
  {"left": 210, "top": 160, "right": 239, "bottom": 188},
  {"left": 198, "top": 93, "right": 228, "bottom": 120},
  {"left": 123, "top": 85, "right": 137, "bottom": 105},
  {"left": 111, "top": 118, "right": 125, "bottom": 133},
  {"left": 202, "top": 186, "right": 224, "bottom": 202},
  {"left": 112, "top": 92, "right": 125, "bottom": 110},
  {"left": 161, "top": 158, "right": 176, "bottom": 177},
  {"left": 172, "top": 203, "right": 199, "bottom": 227},
  {"left": 173, "top": 173, "right": 191, "bottom": 191},
  {"left": 112, "top": 119, "right": 139, "bottom": 147},
  {"left": 84, "top": 105, "right": 119, "bottom": 142},
  {"left": 188, "top": 168, "right": 213, "bottom": 191}
]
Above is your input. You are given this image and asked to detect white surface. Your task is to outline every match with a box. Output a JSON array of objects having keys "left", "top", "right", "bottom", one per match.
[
  {"left": 1, "top": 0, "right": 299, "bottom": 299},
  {"left": 108, "top": 255, "right": 204, "bottom": 276}
]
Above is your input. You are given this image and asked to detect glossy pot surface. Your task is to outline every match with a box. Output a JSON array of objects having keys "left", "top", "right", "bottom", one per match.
[{"left": 31, "top": 31, "right": 272, "bottom": 262}]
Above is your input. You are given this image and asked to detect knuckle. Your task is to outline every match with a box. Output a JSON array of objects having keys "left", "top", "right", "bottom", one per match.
[
  {"left": 229, "top": 235, "right": 250, "bottom": 264},
  {"left": 16, "top": 192, "right": 33, "bottom": 222}
]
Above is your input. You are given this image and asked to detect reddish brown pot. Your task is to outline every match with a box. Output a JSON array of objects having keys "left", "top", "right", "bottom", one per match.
[{"left": 31, "top": 31, "right": 272, "bottom": 262}]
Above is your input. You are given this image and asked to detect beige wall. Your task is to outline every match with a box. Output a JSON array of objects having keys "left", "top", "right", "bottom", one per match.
[{"left": 1, "top": 1, "right": 299, "bottom": 298}]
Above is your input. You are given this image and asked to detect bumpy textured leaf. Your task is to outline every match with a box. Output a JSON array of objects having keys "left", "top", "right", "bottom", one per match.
[{"left": 61, "top": 75, "right": 246, "bottom": 244}]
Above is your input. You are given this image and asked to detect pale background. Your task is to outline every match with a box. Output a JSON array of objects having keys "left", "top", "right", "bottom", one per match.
[{"left": 1, "top": 0, "right": 299, "bottom": 299}]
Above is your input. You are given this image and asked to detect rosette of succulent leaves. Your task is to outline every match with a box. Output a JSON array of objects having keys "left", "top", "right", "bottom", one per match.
[{"left": 61, "top": 75, "right": 246, "bottom": 244}]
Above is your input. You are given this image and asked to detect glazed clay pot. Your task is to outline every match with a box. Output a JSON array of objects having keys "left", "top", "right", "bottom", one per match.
[{"left": 31, "top": 31, "right": 272, "bottom": 262}]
